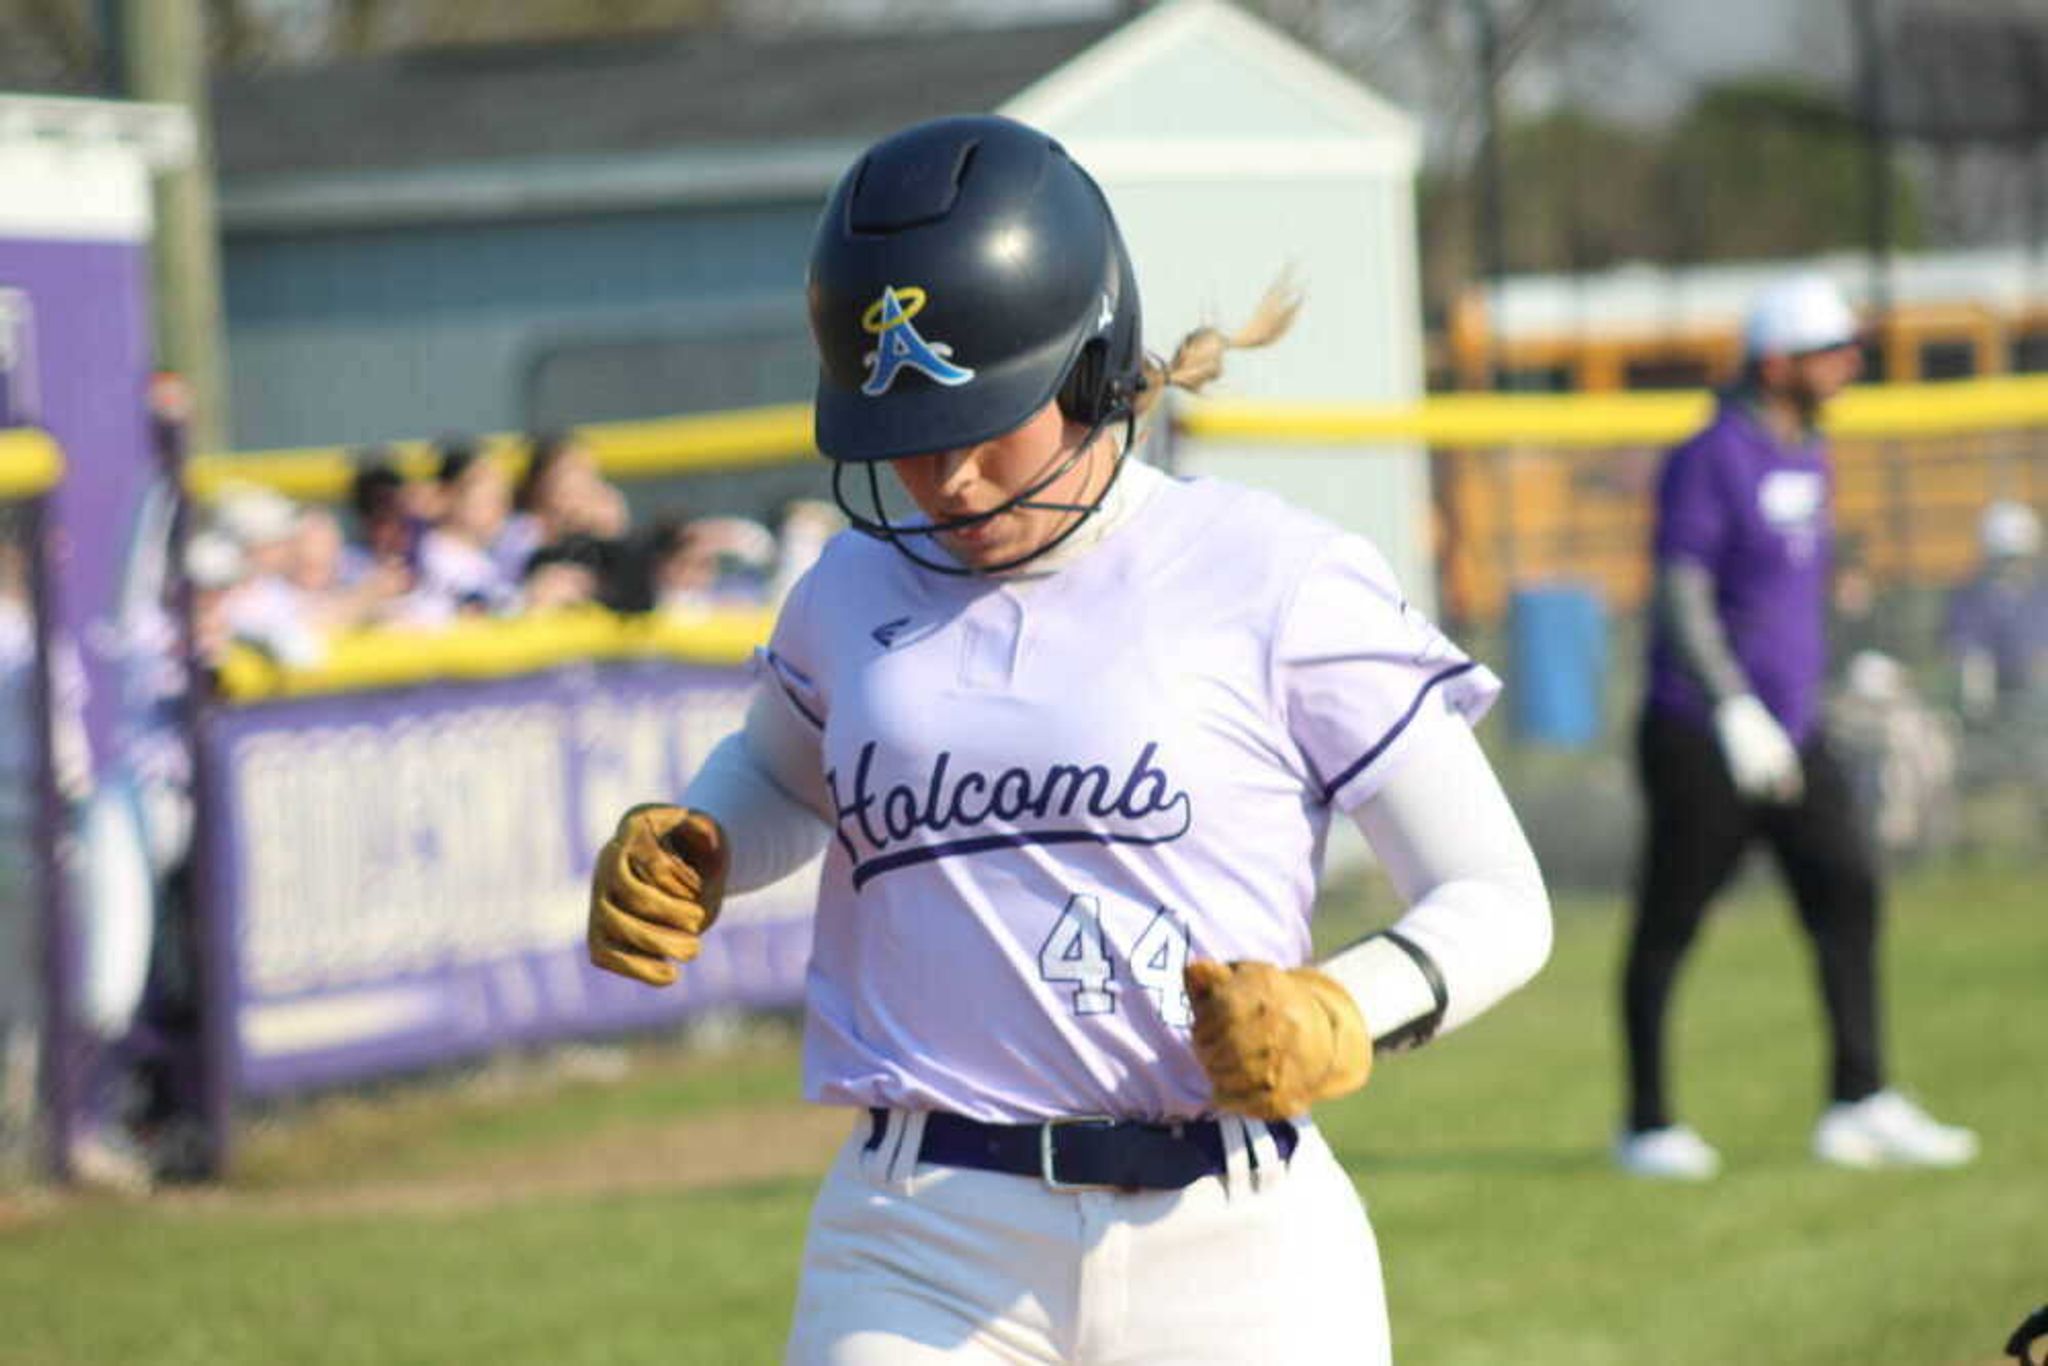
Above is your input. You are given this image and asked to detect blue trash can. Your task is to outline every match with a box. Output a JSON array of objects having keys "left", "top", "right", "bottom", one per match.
[{"left": 1507, "top": 585, "right": 1607, "bottom": 748}]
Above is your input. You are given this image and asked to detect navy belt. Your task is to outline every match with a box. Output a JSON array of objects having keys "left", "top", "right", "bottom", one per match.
[{"left": 865, "top": 1108, "right": 1298, "bottom": 1192}]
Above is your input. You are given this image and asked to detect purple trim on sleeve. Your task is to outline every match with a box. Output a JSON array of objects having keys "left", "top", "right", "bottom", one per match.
[
  {"left": 776, "top": 678, "right": 824, "bottom": 731},
  {"left": 1317, "top": 661, "right": 1480, "bottom": 805},
  {"left": 764, "top": 650, "right": 824, "bottom": 731}
]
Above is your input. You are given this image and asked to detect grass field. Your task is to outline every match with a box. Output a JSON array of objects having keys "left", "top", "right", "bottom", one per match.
[{"left": 0, "top": 856, "right": 2041, "bottom": 1365}]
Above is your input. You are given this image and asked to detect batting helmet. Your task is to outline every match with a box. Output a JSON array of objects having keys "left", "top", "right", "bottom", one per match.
[{"left": 806, "top": 114, "right": 1143, "bottom": 466}]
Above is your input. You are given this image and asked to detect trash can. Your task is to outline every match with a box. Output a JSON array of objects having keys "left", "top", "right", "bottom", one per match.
[{"left": 1507, "top": 584, "right": 1606, "bottom": 748}]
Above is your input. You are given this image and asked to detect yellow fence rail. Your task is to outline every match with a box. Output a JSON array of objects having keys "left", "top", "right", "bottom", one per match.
[
  {"left": 186, "top": 405, "right": 815, "bottom": 503},
  {"left": 215, "top": 605, "right": 776, "bottom": 702},
  {"left": 0, "top": 428, "right": 65, "bottom": 498},
  {"left": 162, "top": 373, "right": 2048, "bottom": 696},
  {"left": 1180, "top": 374, "right": 2048, "bottom": 447},
  {"left": 183, "top": 374, "right": 2048, "bottom": 502}
]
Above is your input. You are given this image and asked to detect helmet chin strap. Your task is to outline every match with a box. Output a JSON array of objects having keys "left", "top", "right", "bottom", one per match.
[{"left": 832, "top": 408, "right": 1134, "bottom": 577}]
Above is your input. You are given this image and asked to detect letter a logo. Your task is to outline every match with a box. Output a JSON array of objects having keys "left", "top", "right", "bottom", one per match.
[{"left": 860, "top": 285, "right": 975, "bottom": 396}]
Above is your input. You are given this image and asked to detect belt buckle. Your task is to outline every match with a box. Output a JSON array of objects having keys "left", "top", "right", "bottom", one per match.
[{"left": 1039, "top": 1116, "right": 1124, "bottom": 1193}]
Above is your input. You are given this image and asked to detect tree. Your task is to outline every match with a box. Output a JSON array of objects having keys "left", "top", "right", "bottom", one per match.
[
  {"left": 1662, "top": 76, "right": 1924, "bottom": 262},
  {"left": 1, "top": 0, "right": 98, "bottom": 90},
  {"left": 0, "top": 0, "right": 731, "bottom": 83}
]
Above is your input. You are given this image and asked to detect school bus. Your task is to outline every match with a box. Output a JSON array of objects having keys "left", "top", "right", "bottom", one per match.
[{"left": 1428, "top": 249, "right": 2048, "bottom": 623}]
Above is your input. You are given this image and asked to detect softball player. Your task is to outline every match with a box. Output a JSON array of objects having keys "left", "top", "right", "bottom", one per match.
[{"left": 590, "top": 115, "right": 1553, "bottom": 1364}]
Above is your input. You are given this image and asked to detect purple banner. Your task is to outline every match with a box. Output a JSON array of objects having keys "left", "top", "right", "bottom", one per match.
[
  {"left": 198, "top": 660, "right": 816, "bottom": 1097},
  {"left": 0, "top": 236, "right": 158, "bottom": 786}
]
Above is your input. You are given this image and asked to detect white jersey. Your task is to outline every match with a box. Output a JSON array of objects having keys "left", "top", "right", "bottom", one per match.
[{"left": 761, "top": 471, "right": 1499, "bottom": 1123}]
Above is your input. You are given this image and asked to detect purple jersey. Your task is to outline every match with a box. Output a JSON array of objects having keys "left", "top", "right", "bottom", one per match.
[
  {"left": 1646, "top": 400, "right": 1832, "bottom": 740},
  {"left": 1946, "top": 570, "right": 2047, "bottom": 701}
]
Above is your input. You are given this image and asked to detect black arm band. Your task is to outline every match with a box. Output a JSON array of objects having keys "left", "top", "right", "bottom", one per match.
[{"left": 1370, "top": 929, "right": 1449, "bottom": 1054}]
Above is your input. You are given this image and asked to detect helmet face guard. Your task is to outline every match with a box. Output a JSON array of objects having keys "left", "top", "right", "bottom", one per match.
[
  {"left": 829, "top": 406, "right": 1135, "bottom": 576},
  {"left": 806, "top": 115, "right": 1143, "bottom": 572}
]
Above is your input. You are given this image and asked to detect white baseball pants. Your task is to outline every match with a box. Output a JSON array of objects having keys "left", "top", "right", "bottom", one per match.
[{"left": 785, "top": 1111, "right": 1391, "bottom": 1365}]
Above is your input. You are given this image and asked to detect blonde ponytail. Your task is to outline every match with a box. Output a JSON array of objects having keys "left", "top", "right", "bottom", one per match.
[{"left": 1134, "top": 273, "right": 1303, "bottom": 419}]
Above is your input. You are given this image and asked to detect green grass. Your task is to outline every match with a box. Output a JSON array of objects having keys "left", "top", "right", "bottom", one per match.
[{"left": 1, "top": 858, "right": 2041, "bottom": 1365}]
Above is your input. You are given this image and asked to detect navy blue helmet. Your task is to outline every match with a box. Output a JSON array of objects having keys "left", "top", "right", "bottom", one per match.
[{"left": 806, "top": 115, "right": 1143, "bottom": 465}]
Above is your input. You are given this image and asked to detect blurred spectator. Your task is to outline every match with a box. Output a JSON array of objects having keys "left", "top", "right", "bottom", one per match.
[
  {"left": 647, "top": 513, "right": 776, "bottom": 617},
  {"left": 215, "top": 483, "right": 294, "bottom": 582},
  {"left": 770, "top": 498, "right": 846, "bottom": 604},
  {"left": 643, "top": 514, "right": 701, "bottom": 615},
  {"left": 400, "top": 441, "right": 517, "bottom": 624},
  {"left": 496, "top": 430, "right": 629, "bottom": 576},
  {"left": 410, "top": 435, "right": 476, "bottom": 525},
  {"left": 183, "top": 530, "right": 244, "bottom": 671},
  {"left": 290, "top": 506, "right": 345, "bottom": 595},
  {"left": 497, "top": 429, "right": 644, "bottom": 610},
  {"left": 210, "top": 485, "right": 323, "bottom": 666},
  {"left": 519, "top": 535, "right": 610, "bottom": 614},
  {"left": 1829, "top": 650, "right": 1959, "bottom": 860},
  {"left": 288, "top": 507, "right": 409, "bottom": 633},
  {"left": 344, "top": 448, "right": 421, "bottom": 582},
  {"left": 1945, "top": 499, "right": 2045, "bottom": 726}
]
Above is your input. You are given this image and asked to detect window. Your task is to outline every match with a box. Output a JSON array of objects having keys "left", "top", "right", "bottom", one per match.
[
  {"left": 1623, "top": 355, "right": 1713, "bottom": 391},
  {"left": 1495, "top": 365, "right": 1574, "bottom": 393},
  {"left": 2012, "top": 331, "right": 2048, "bottom": 374},
  {"left": 1917, "top": 339, "right": 1976, "bottom": 381}
]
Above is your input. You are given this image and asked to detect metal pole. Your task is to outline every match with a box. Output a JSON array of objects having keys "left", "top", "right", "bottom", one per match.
[
  {"left": 1466, "top": 0, "right": 1507, "bottom": 391},
  {"left": 1849, "top": 0, "right": 1894, "bottom": 369},
  {"left": 96, "top": 0, "right": 126, "bottom": 96},
  {"left": 118, "top": 0, "right": 232, "bottom": 454}
]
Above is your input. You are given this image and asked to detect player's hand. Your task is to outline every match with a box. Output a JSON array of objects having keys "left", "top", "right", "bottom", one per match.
[
  {"left": 1184, "top": 959, "right": 1373, "bottom": 1121},
  {"left": 1713, "top": 694, "right": 1804, "bottom": 804},
  {"left": 587, "top": 805, "right": 728, "bottom": 987}
]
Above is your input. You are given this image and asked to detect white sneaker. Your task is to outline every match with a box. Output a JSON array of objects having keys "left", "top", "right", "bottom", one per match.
[
  {"left": 1614, "top": 1124, "right": 1722, "bottom": 1180},
  {"left": 67, "top": 1127, "right": 155, "bottom": 1196},
  {"left": 1813, "top": 1090, "right": 1978, "bottom": 1169}
]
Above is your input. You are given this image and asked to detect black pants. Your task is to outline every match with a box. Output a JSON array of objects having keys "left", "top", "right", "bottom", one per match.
[{"left": 1622, "top": 707, "right": 1885, "bottom": 1133}]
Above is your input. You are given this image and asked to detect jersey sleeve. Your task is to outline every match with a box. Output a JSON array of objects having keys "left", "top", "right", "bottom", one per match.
[
  {"left": 754, "top": 562, "right": 829, "bottom": 734},
  {"left": 1653, "top": 439, "right": 1727, "bottom": 568},
  {"left": 1276, "top": 533, "right": 1501, "bottom": 812}
]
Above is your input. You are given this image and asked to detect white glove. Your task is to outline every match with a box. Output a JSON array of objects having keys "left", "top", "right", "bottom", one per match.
[{"left": 1713, "top": 695, "right": 1803, "bottom": 804}]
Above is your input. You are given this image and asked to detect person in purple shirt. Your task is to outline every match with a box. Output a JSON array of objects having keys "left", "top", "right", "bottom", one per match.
[
  {"left": 1616, "top": 274, "right": 1977, "bottom": 1180},
  {"left": 1946, "top": 499, "right": 2045, "bottom": 726}
]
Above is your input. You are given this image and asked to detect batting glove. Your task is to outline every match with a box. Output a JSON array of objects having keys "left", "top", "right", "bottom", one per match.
[
  {"left": 588, "top": 804, "right": 728, "bottom": 987},
  {"left": 1184, "top": 959, "right": 1373, "bottom": 1121},
  {"left": 1713, "top": 694, "right": 1804, "bottom": 804}
]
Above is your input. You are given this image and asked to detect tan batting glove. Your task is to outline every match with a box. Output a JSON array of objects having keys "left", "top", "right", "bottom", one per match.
[
  {"left": 1184, "top": 959, "right": 1373, "bottom": 1121},
  {"left": 587, "top": 805, "right": 728, "bottom": 987}
]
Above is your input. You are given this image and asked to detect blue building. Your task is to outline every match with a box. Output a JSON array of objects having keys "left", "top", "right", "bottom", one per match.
[{"left": 210, "top": 20, "right": 1115, "bottom": 449}]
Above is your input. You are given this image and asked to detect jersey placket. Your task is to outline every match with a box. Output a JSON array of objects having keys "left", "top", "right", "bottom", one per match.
[{"left": 958, "top": 589, "right": 1029, "bottom": 691}]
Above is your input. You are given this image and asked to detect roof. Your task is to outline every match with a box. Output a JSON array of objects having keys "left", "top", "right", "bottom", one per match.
[
  {"left": 211, "top": 19, "right": 1119, "bottom": 179},
  {"left": 1009, "top": 0, "right": 1417, "bottom": 165}
]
